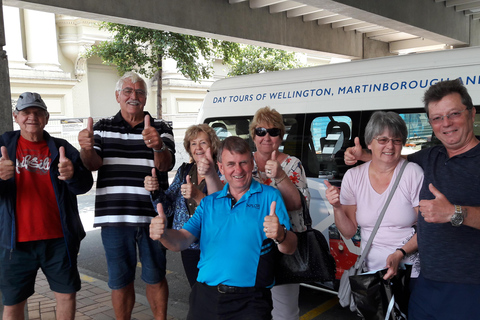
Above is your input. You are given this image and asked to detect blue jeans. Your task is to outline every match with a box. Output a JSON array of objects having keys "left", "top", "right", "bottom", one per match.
[{"left": 101, "top": 226, "right": 166, "bottom": 290}]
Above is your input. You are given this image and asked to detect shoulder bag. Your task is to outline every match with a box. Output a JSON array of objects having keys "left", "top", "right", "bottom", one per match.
[{"left": 275, "top": 189, "right": 336, "bottom": 285}]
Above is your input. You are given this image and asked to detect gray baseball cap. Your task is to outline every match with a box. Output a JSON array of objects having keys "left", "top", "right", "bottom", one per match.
[{"left": 16, "top": 92, "right": 48, "bottom": 111}]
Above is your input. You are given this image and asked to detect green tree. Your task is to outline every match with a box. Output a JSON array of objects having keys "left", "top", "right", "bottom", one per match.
[
  {"left": 85, "top": 23, "right": 302, "bottom": 118},
  {"left": 222, "top": 45, "right": 304, "bottom": 76}
]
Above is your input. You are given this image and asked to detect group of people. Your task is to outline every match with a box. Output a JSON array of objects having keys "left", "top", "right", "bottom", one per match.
[{"left": 0, "top": 70, "right": 478, "bottom": 320}]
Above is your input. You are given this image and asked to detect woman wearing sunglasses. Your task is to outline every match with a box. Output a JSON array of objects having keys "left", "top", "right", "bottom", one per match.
[
  {"left": 325, "top": 111, "right": 423, "bottom": 290},
  {"left": 249, "top": 106, "right": 311, "bottom": 320}
]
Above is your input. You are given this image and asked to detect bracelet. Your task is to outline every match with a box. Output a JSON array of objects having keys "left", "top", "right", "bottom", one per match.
[
  {"left": 153, "top": 143, "right": 167, "bottom": 153},
  {"left": 274, "top": 225, "right": 287, "bottom": 245},
  {"left": 274, "top": 174, "right": 288, "bottom": 185},
  {"left": 396, "top": 248, "right": 407, "bottom": 257}
]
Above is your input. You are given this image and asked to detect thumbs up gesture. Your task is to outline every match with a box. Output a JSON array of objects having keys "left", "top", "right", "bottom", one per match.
[
  {"left": 344, "top": 137, "right": 363, "bottom": 165},
  {"left": 58, "top": 146, "right": 74, "bottom": 181},
  {"left": 0, "top": 146, "right": 15, "bottom": 180},
  {"left": 419, "top": 184, "right": 455, "bottom": 224},
  {"left": 144, "top": 168, "right": 159, "bottom": 192},
  {"left": 265, "top": 150, "right": 283, "bottom": 180},
  {"left": 324, "top": 180, "right": 341, "bottom": 208},
  {"left": 181, "top": 175, "right": 198, "bottom": 201},
  {"left": 263, "top": 201, "right": 282, "bottom": 239},
  {"left": 78, "top": 117, "right": 95, "bottom": 150},
  {"left": 197, "top": 147, "right": 215, "bottom": 177},
  {"left": 150, "top": 203, "right": 168, "bottom": 240},
  {"left": 142, "top": 114, "right": 162, "bottom": 150}
]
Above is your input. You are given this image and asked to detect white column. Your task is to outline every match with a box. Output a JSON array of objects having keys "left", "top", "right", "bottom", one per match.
[
  {"left": 23, "top": 9, "right": 62, "bottom": 71},
  {"left": 3, "top": 6, "right": 28, "bottom": 69}
]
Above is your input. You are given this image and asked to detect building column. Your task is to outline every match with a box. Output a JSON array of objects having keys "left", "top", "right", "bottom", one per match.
[
  {"left": 23, "top": 9, "right": 62, "bottom": 71},
  {"left": 3, "top": 6, "right": 28, "bottom": 69},
  {"left": 0, "top": 3, "right": 13, "bottom": 136}
]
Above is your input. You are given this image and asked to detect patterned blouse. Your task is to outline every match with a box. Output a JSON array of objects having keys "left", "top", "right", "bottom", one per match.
[
  {"left": 151, "top": 162, "right": 221, "bottom": 250},
  {"left": 252, "top": 154, "right": 311, "bottom": 233}
]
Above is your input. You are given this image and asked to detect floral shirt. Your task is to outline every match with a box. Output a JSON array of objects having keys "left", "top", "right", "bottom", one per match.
[
  {"left": 151, "top": 162, "right": 221, "bottom": 250},
  {"left": 252, "top": 154, "right": 310, "bottom": 233}
]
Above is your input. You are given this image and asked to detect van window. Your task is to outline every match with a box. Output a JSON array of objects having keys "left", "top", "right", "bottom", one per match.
[{"left": 205, "top": 109, "right": 435, "bottom": 181}]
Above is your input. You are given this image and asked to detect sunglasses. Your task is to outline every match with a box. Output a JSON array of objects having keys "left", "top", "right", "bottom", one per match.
[{"left": 254, "top": 127, "right": 281, "bottom": 137}]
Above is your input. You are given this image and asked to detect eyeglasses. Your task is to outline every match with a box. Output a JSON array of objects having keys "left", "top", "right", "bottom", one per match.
[
  {"left": 429, "top": 109, "right": 467, "bottom": 125},
  {"left": 121, "top": 88, "right": 147, "bottom": 98},
  {"left": 254, "top": 127, "right": 281, "bottom": 137},
  {"left": 374, "top": 137, "right": 403, "bottom": 145}
]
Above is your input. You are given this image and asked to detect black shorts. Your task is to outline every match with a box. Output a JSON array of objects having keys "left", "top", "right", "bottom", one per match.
[{"left": 0, "top": 238, "right": 80, "bottom": 306}]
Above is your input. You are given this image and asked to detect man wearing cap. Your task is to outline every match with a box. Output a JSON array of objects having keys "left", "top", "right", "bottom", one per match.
[
  {"left": 0, "top": 92, "right": 93, "bottom": 319},
  {"left": 78, "top": 71, "right": 175, "bottom": 320}
]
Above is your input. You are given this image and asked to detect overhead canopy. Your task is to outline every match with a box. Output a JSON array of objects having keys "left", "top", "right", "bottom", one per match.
[{"left": 4, "top": 0, "right": 480, "bottom": 59}]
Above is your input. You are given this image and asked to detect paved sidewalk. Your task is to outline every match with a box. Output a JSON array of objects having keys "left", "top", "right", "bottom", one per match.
[{"left": 27, "top": 271, "right": 180, "bottom": 320}]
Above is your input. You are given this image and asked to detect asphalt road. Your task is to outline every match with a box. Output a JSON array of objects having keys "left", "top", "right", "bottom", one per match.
[{"left": 77, "top": 185, "right": 361, "bottom": 320}]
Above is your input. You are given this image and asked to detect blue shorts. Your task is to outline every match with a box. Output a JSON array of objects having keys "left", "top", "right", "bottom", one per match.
[
  {"left": 101, "top": 226, "right": 167, "bottom": 290},
  {"left": 0, "top": 238, "right": 80, "bottom": 306},
  {"left": 409, "top": 273, "right": 480, "bottom": 320}
]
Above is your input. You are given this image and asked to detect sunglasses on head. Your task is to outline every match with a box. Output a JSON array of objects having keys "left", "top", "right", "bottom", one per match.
[{"left": 254, "top": 127, "right": 281, "bottom": 137}]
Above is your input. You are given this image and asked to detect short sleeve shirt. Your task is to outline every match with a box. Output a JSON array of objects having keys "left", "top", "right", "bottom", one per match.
[{"left": 183, "top": 179, "right": 291, "bottom": 288}]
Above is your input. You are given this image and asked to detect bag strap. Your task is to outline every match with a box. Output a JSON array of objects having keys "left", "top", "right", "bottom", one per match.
[{"left": 355, "top": 160, "right": 409, "bottom": 270}]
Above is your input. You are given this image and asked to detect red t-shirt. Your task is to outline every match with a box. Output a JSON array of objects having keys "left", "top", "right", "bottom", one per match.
[{"left": 15, "top": 136, "right": 63, "bottom": 242}]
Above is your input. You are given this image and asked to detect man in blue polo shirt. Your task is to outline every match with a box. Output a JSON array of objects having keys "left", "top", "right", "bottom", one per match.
[
  {"left": 344, "top": 79, "right": 480, "bottom": 319},
  {"left": 150, "top": 136, "right": 297, "bottom": 320}
]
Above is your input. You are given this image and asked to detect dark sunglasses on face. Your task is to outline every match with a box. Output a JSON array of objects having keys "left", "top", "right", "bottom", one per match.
[{"left": 254, "top": 127, "right": 281, "bottom": 137}]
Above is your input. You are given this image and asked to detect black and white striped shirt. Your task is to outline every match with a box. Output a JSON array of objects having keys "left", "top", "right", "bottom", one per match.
[{"left": 93, "top": 111, "right": 175, "bottom": 227}]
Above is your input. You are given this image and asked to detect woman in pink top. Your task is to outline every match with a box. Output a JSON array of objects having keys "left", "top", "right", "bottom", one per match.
[{"left": 325, "top": 111, "right": 423, "bottom": 284}]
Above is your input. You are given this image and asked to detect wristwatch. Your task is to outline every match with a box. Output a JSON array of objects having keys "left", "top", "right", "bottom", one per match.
[{"left": 450, "top": 205, "right": 467, "bottom": 227}]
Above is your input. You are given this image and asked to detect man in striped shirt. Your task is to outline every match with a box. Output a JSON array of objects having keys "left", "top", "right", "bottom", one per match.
[{"left": 78, "top": 71, "right": 175, "bottom": 320}]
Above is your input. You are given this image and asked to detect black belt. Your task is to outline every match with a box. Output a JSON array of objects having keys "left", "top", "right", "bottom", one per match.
[{"left": 216, "top": 284, "right": 258, "bottom": 294}]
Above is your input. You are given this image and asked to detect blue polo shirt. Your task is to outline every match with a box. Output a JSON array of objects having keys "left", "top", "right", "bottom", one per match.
[
  {"left": 183, "top": 179, "right": 291, "bottom": 288},
  {"left": 408, "top": 143, "right": 480, "bottom": 284}
]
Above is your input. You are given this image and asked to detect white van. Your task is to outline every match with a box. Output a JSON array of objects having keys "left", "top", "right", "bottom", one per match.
[{"left": 197, "top": 46, "right": 480, "bottom": 290}]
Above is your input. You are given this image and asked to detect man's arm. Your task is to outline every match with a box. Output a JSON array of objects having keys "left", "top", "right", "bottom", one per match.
[
  {"left": 59, "top": 144, "right": 94, "bottom": 195},
  {"left": 264, "top": 202, "right": 297, "bottom": 255},
  {"left": 142, "top": 115, "right": 175, "bottom": 172},
  {"left": 420, "top": 183, "right": 480, "bottom": 230},
  {"left": 78, "top": 117, "right": 103, "bottom": 171},
  {"left": 150, "top": 203, "right": 197, "bottom": 250}
]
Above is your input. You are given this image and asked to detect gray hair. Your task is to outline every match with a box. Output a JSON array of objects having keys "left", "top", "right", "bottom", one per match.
[
  {"left": 115, "top": 71, "right": 148, "bottom": 95},
  {"left": 364, "top": 111, "right": 408, "bottom": 145},
  {"left": 217, "top": 136, "right": 252, "bottom": 163}
]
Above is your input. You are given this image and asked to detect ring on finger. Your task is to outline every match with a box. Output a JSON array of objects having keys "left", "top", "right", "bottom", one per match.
[
  {"left": 148, "top": 139, "right": 151, "bottom": 143},
  {"left": 267, "top": 169, "right": 272, "bottom": 175}
]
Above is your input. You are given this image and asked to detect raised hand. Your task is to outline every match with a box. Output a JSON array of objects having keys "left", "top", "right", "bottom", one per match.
[
  {"left": 142, "top": 114, "right": 162, "bottom": 150},
  {"left": 344, "top": 137, "right": 363, "bottom": 165},
  {"left": 324, "top": 180, "right": 341, "bottom": 207},
  {"left": 265, "top": 150, "right": 283, "bottom": 180},
  {"left": 58, "top": 146, "right": 74, "bottom": 181},
  {"left": 197, "top": 147, "right": 215, "bottom": 177},
  {"left": 181, "top": 175, "right": 197, "bottom": 200},
  {"left": 419, "top": 184, "right": 454, "bottom": 224},
  {"left": 78, "top": 117, "right": 95, "bottom": 150},
  {"left": 144, "top": 168, "right": 159, "bottom": 192},
  {"left": 263, "top": 201, "right": 281, "bottom": 240},
  {"left": 150, "top": 203, "right": 168, "bottom": 240},
  {"left": 0, "top": 146, "right": 14, "bottom": 180}
]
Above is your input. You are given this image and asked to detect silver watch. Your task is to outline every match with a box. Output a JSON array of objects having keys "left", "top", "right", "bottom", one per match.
[{"left": 450, "top": 205, "right": 466, "bottom": 227}]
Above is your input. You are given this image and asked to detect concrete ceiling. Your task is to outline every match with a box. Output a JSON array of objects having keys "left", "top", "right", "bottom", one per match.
[{"left": 3, "top": 0, "right": 480, "bottom": 59}]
